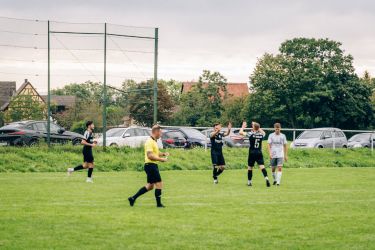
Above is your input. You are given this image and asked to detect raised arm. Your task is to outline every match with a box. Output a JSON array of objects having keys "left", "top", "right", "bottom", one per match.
[
  {"left": 259, "top": 128, "right": 266, "bottom": 136},
  {"left": 239, "top": 121, "right": 247, "bottom": 136},
  {"left": 210, "top": 129, "right": 220, "bottom": 138},
  {"left": 224, "top": 122, "right": 232, "bottom": 136}
]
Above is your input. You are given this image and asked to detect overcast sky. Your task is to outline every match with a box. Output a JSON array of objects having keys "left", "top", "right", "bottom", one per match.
[{"left": 1, "top": 0, "right": 375, "bottom": 92}]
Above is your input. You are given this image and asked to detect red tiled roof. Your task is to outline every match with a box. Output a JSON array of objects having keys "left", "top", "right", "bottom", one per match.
[{"left": 181, "top": 82, "right": 249, "bottom": 98}]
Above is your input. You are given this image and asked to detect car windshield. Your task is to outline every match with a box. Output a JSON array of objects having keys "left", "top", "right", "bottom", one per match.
[
  {"left": 298, "top": 130, "right": 322, "bottom": 139},
  {"left": 180, "top": 128, "right": 206, "bottom": 139},
  {"left": 349, "top": 134, "right": 370, "bottom": 142},
  {"left": 165, "top": 131, "right": 184, "bottom": 138},
  {"left": 105, "top": 128, "right": 125, "bottom": 137}
]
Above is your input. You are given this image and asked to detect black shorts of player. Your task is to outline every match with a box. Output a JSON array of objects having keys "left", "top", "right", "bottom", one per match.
[
  {"left": 144, "top": 163, "right": 162, "bottom": 184},
  {"left": 83, "top": 149, "right": 94, "bottom": 163},
  {"left": 248, "top": 151, "right": 264, "bottom": 167},
  {"left": 211, "top": 150, "right": 225, "bottom": 166}
]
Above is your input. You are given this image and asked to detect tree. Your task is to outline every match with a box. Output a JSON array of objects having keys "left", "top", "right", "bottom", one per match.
[
  {"left": 249, "top": 38, "right": 374, "bottom": 129},
  {"left": 123, "top": 80, "right": 174, "bottom": 127},
  {"left": 172, "top": 70, "right": 228, "bottom": 126},
  {"left": 3, "top": 95, "right": 46, "bottom": 123},
  {"left": 220, "top": 96, "right": 247, "bottom": 127}
]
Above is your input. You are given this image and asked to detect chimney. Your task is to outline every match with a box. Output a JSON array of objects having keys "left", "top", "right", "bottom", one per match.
[{"left": 24, "top": 79, "right": 28, "bottom": 84}]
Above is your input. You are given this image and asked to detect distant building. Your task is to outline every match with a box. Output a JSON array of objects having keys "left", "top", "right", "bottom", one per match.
[
  {"left": 0, "top": 81, "right": 16, "bottom": 108},
  {"left": 41, "top": 95, "right": 77, "bottom": 113},
  {"left": 0, "top": 79, "right": 45, "bottom": 111},
  {"left": 1, "top": 79, "right": 76, "bottom": 113},
  {"left": 181, "top": 81, "right": 250, "bottom": 99}
]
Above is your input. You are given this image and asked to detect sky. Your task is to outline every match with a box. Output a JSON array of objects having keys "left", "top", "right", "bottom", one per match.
[{"left": 1, "top": 0, "right": 375, "bottom": 92}]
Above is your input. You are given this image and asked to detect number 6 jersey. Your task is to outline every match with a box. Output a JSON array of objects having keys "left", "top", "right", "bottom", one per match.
[{"left": 245, "top": 131, "right": 266, "bottom": 153}]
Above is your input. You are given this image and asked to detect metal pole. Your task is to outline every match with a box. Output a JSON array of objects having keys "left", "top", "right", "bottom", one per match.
[
  {"left": 332, "top": 130, "right": 336, "bottom": 150},
  {"left": 47, "top": 20, "right": 51, "bottom": 147},
  {"left": 371, "top": 132, "right": 374, "bottom": 154},
  {"left": 292, "top": 130, "right": 296, "bottom": 149},
  {"left": 205, "top": 130, "right": 208, "bottom": 151},
  {"left": 102, "top": 23, "right": 107, "bottom": 149},
  {"left": 153, "top": 28, "right": 158, "bottom": 124}
]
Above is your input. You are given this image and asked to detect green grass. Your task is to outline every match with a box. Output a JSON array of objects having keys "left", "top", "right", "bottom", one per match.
[
  {"left": 0, "top": 169, "right": 375, "bottom": 249},
  {"left": 0, "top": 146, "right": 374, "bottom": 172}
]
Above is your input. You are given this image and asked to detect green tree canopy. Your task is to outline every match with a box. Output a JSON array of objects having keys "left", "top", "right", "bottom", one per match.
[
  {"left": 249, "top": 38, "right": 374, "bottom": 129},
  {"left": 4, "top": 95, "right": 46, "bottom": 123}
]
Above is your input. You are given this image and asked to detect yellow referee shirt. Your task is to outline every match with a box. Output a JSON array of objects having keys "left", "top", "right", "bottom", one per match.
[{"left": 144, "top": 137, "right": 159, "bottom": 164}]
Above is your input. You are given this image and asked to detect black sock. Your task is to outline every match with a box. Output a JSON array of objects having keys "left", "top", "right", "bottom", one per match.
[
  {"left": 74, "top": 165, "right": 83, "bottom": 171},
  {"left": 248, "top": 170, "right": 253, "bottom": 181},
  {"left": 132, "top": 186, "right": 148, "bottom": 200},
  {"left": 155, "top": 189, "right": 162, "bottom": 206},
  {"left": 261, "top": 168, "right": 268, "bottom": 178},
  {"left": 217, "top": 168, "right": 224, "bottom": 176},
  {"left": 88, "top": 168, "right": 93, "bottom": 178},
  {"left": 213, "top": 166, "right": 218, "bottom": 180}
]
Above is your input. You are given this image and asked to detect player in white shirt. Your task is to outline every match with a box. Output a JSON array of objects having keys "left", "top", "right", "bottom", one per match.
[{"left": 267, "top": 123, "right": 288, "bottom": 186}]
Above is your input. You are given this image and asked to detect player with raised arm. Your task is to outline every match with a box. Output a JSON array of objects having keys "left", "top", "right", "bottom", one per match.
[
  {"left": 240, "top": 121, "right": 270, "bottom": 187},
  {"left": 267, "top": 123, "right": 288, "bottom": 186},
  {"left": 128, "top": 125, "right": 169, "bottom": 208},
  {"left": 67, "top": 121, "right": 97, "bottom": 183},
  {"left": 210, "top": 122, "right": 232, "bottom": 184}
]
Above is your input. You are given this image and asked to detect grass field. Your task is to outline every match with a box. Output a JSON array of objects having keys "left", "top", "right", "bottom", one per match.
[
  {"left": 1, "top": 168, "right": 375, "bottom": 249},
  {"left": 0, "top": 146, "right": 374, "bottom": 172}
]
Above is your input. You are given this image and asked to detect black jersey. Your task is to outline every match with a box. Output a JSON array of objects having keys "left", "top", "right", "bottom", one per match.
[
  {"left": 83, "top": 130, "right": 94, "bottom": 152},
  {"left": 247, "top": 131, "right": 265, "bottom": 153},
  {"left": 211, "top": 132, "right": 224, "bottom": 152}
]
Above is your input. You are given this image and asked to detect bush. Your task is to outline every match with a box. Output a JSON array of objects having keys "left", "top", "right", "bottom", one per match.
[{"left": 71, "top": 120, "right": 86, "bottom": 134}]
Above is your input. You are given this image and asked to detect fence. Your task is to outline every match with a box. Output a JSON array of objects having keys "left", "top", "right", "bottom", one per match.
[
  {"left": 160, "top": 126, "right": 375, "bottom": 153},
  {"left": 0, "top": 17, "right": 159, "bottom": 148}
]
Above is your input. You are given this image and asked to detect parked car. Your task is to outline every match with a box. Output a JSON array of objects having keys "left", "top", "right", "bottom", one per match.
[
  {"left": 201, "top": 128, "right": 249, "bottom": 147},
  {"left": 96, "top": 126, "right": 163, "bottom": 148},
  {"left": 348, "top": 133, "right": 375, "bottom": 148},
  {"left": 161, "top": 130, "right": 187, "bottom": 148},
  {"left": 171, "top": 127, "right": 210, "bottom": 148},
  {"left": 291, "top": 128, "right": 348, "bottom": 148},
  {"left": 0, "top": 120, "right": 83, "bottom": 146}
]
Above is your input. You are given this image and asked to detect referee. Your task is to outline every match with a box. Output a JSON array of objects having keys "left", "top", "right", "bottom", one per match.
[{"left": 128, "top": 125, "right": 169, "bottom": 208}]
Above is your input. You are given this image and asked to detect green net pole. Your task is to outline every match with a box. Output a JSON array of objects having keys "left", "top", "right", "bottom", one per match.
[
  {"left": 153, "top": 28, "right": 159, "bottom": 124},
  {"left": 102, "top": 22, "right": 107, "bottom": 149},
  {"left": 47, "top": 20, "right": 51, "bottom": 147}
]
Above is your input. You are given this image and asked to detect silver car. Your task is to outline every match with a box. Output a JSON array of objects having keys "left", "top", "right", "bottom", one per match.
[
  {"left": 96, "top": 126, "right": 163, "bottom": 148},
  {"left": 348, "top": 133, "right": 375, "bottom": 148},
  {"left": 291, "top": 128, "right": 348, "bottom": 149}
]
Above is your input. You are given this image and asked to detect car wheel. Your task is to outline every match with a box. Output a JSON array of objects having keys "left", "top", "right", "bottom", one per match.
[
  {"left": 343, "top": 145, "right": 348, "bottom": 149},
  {"left": 317, "top": 145, "right": 324, "bottom": 149},
  {"left": 28, "top": 139, "right": 39, "bottom": 147},
  {"left": 110, "top": 143, "right": 118, "bottom": 147},
  {"left": 72, "top": 138, "right": 81, "bottom": 146}
]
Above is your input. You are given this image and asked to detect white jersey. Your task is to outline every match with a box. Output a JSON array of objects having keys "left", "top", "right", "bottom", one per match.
[{"left": 267, "top": 132, "right": 287, "bottom": 158}]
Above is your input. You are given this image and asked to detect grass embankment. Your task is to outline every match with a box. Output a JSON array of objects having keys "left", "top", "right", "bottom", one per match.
[{"left": 0, "top": 145, "right": 373, "bottom": 172}]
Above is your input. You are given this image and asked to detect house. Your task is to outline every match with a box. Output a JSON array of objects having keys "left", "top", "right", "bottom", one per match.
[
  {"left": 0, "top": 79, "right": 46, "bottom": 111},
  {"left": 181, "top": 81, "right": 250, "bottom": 99},
  {"left": 41, "top": 95, "right": 77, "bottom": 113},
  {"left": 1, "top": 79, "right": 76, "bottom": 113},
  {"left": 0, "top": 81, "right": 17, "bottom": 108}
]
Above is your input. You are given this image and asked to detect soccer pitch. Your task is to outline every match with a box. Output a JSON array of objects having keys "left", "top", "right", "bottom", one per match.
[{"left": 0, "top": 168, "right": 374, "bottom": 249}]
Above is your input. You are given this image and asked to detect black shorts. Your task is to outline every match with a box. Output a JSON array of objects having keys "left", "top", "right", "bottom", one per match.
[
  {"left": 144, "top": 163, "right": 162, "bottom": 184},
  {"left": 248, "top": 152, "right": 264, "bottom": 166},
  {"left": 83, "top": 150, "right": 94, "bottom": 163},
  {"left": 211, "top": 151, "right": 225, "bottom": 166}
]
